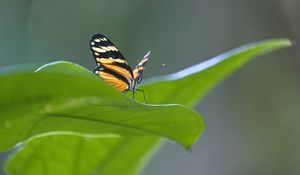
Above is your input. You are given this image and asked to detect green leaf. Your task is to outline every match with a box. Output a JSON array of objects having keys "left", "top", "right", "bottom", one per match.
[
  {"left": 6, "top": 135, "right": 162, "bottom": 175},
  {"left": 140, "top": 39, "right": 292, "bottom": 106},
  {"left": 0, "top": 61, "right": 204, "bottom": 152},
  {"left": 4, "top": 39, "right": 291, "bottom": 175}
]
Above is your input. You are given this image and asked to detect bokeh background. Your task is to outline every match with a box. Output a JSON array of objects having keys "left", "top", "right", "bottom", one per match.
[{"left": 1, "top": 0, "right": 300, "bottom": 175}]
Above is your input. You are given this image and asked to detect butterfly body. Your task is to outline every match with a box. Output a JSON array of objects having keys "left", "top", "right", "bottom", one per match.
[{"left": 89, "top": 33, "right": 150, "bottom": 95}]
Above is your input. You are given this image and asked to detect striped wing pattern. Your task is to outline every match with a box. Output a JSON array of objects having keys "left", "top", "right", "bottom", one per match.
[
  {"left": 133, "top": 51, "right": 150, "bottom": 84},
  {"left": 89, "top": 33, "right": 133, "bottom": 92},
  {"left": 89, "top": 33, "right": 150, "bottom": 93}
]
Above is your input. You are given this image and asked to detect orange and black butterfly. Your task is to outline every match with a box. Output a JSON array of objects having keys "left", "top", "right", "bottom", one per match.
[{"left": 89, "top": 33, "right": 150, "bottom": 101}]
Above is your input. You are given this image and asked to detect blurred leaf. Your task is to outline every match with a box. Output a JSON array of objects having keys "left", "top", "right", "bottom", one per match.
[
  {"left": 4, "top": 39, "right": 291, "bottom": 175},
  {"left": 6, "top": 135, "right": 161, "bottom": 175},
  {"left": 141, "top": 39, "right": 292, "bottom": 106}
]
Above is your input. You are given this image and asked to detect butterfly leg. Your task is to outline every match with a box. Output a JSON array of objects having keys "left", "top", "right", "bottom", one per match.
[
  {"left": 132, "top": 90, "right": 135, "bottom": 100},
  {"left": 135, "top": 89, "right": 147, "bottom": 103}
]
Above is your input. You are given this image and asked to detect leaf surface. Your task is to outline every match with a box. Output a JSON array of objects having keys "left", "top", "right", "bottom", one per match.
[{"left": 0, "top": 62, "right": 204, "bottom": 152}]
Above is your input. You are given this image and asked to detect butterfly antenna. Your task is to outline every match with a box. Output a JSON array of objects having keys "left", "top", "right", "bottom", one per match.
[{"left": 144, "top": 50, "right": 151, "bottom": 58}]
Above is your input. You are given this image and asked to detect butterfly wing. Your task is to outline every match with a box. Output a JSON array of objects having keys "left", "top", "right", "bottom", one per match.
[
  {"left": 89, "top": 33, "right": 134, "bottom": 92},
  {"left": 133, "top": 51, "right": 151, "bottom": 84}
]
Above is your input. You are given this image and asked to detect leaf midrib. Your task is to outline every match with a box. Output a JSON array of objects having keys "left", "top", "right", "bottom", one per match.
[{"left": 43, "top": 114, "right": 169, "bottom": 140}]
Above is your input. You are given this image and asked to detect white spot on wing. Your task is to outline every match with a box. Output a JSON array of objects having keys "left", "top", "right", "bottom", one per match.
[
  {"left": 92, "top": 47, "right": 106, "bottom": 53},
  {"left": 101, "top": 46, "right": 118, "bottom": 51},
  {"left": 94, "top": 39, "right": 101, "bottom": 42}
]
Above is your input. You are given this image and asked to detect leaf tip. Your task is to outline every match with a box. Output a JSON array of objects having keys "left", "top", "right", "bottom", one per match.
[
  {"left": 280, "top": 38, "right": 293, "bottom": 47},
  {"left": 270, "top": 38, "right": 293, "bottom": 48}
]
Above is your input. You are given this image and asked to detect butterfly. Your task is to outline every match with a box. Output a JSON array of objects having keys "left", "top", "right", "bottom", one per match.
[{"left": 89, "top": 33, "right": 150, "bottom": 101}]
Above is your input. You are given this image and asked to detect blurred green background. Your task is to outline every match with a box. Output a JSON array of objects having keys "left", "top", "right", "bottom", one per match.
[{"left": 0, "top": 0, "right": 299, "bottom": 175}]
